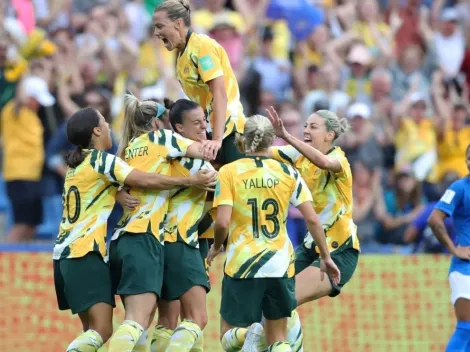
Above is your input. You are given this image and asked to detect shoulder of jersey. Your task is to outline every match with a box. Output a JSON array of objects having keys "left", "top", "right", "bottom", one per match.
[
  {"left": 266, "top": 157, "right": 297, "bottom": 175},
  {"left": 193, "top": 32, "right": 221, "bottom": 48}
]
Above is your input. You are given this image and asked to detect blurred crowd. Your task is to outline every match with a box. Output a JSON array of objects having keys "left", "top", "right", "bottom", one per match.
[{"left": 0, "top": 0, "right": 469, "bottom": 253}]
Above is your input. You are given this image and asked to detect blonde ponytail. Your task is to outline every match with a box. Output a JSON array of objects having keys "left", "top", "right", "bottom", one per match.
[
  {"left": 315, "top": 110, "right": 350, "bottom": 140},
  {"left": 237, "top": 115, "right": 275, "bottom": 154},
  {"left": 118, "top": 94, "right": 161, "bottom": 157}
]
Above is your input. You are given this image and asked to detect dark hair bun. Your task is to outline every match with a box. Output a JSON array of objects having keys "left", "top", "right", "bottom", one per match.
[{"left": 164, "top": 98, "right": 175, "bottom": 110}]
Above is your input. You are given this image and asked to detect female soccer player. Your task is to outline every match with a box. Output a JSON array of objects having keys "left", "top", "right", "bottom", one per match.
[
  {"left": 107, "top": 95, "right": 217, "bottom": 352},
  {"left": 53, "top": 107, "right": 216, "bottom": 352},
  {"left": 149, "top": 99, "right": 215, "bottom": 352},
  {"left": 153, "top": 0, "right": 246, "bottom": 165},
  {"left": 207, "top": 115, "right": 340, "bottom": 352},
  {"left": 266, "top": 107, "right": 360, "bottom": 350},
  {"left": 428, "top": 144, "right": 470, "bottom": 352}
]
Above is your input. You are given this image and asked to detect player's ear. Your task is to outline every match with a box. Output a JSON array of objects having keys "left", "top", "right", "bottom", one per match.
[
  {"left": 92, "top": 126, "right": 101, "bottom": 138},
  {"left": 175, "top": 17, "right": 182, "bottom": 30},
  {"left": 174, "top": 123, "right": 184, "bottom": 134}
]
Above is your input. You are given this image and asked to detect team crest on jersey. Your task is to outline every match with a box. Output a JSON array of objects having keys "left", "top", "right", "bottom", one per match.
[{"left": 184, "top": 66, "right": 189, "bottom": 74}]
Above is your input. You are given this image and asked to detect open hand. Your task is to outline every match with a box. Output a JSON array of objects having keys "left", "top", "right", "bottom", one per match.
[
  {"left": 454, "top": 246, "right": 470, "bottom": 261},
  {"left": 320, "top": 256, "right": 341, "bottom": 286},
  {"left": 201, "top": 139, "right": 222, "bottom": 161},
  {"left": 192, "top": 169, "right": 218, "bottom": 191},
  {"left": 266, "top": 106, "right": 288, "bottom": 139},
  {"left": 207, "top": 243, "right": 223, "bottom": 266},
  {"left": 116, "top": 190, "right": 140, "bottom": 210}
]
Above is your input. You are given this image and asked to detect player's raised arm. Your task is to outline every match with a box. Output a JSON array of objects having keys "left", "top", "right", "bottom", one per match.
[{"left": 267, "top": 106, "right": 349, "bottom": 173}]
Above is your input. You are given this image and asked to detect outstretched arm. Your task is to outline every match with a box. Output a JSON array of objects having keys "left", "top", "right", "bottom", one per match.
[{"left": 266, "top": 106, "right": 342, "bottom": 172}]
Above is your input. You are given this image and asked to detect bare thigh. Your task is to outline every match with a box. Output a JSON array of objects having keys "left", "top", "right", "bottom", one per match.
[
  {"left": 455, "top": 298, "right": 470, "bottom": 321},
  {"left": 180, "top": 285, "right": 208, "bottom": 329},
  {"left": 123, "top": 293, "right": 158, "bottom": 329},
  {"left": 295, "top": 266, "right": 333, "bottom": 306}
]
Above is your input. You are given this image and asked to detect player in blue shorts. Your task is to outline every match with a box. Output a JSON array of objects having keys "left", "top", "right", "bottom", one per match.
[{"left": 428, "top": 144, "right": 470, "bottom": 352}]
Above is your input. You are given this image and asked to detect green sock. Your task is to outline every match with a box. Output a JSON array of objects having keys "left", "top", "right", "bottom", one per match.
[
  {"left": 190, "top": 332, "right": 204, "bottom": 352},
  {"left": 165, "top": 319, "right": 202, "bottom": 352},
  {"left": 221, "top": 328, "right": 246, "bottom": 352},
  {"left": 108, "top": 320, "right": 144, "bottom": 352},
  {"left": 66, "top": 329, "right": 103, "bottom": 352},
  {"left": 132, "top": 329, "right": 148, "bottom": 352},
  {"left": 268, "top": 341, "right": 292, "bottom": 352},
  {"left": 150, "top": 325, "right": 173, "bottom": 352}
]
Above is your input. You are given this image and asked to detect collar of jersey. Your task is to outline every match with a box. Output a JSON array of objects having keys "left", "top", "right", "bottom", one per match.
[
  {"left": 244, "top": 155, "right": 271, "bottom": 160},
  {"left": 181, "top": 29, "right": 193, "bottom": 56}
]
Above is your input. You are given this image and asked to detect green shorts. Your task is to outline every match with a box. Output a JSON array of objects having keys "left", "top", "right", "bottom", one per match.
[
  {"left": 161, "top": 241, "right": 210, "bottom": 301},
  {"left": 213, "top": 132, "right": 245, "bottom": 165},
  {"left": 295, "top": 244, "right": 359, "bottom": 297},
  {"left": 109, "top": 232, "right": 164, "bottom": 298},
  {"left": 53, "top": 252, "right": 115, "bottom": 314},
  {"left": 220, "top": 275, "right": 296, "bottom": 327},
  {"left": 198, "top": 238, "right": 210, "bottom": 261}
]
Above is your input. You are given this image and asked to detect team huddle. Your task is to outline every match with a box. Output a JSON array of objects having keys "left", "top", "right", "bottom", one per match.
[{"left": 52, "top": 1, "right": 363, "bottom": 352}]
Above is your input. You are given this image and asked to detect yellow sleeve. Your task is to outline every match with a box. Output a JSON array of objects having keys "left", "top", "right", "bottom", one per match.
[
  {"left": 213, "top": 166, "right": 233, "bottom": 207},
  {"left": 290, "top": 169, "right": 313, "bottom": 207},
  {"left": 271, "top": 146, "right": 301, "bottom": 165},
  {"left": 91, "top": 150, "right": 134, "bottom": 185},
  {"left": 329, "top": 149, "right": 350, "bottom": 178},
  {"left": 197, "top": 40, "right": 224, "bottom": 83}
]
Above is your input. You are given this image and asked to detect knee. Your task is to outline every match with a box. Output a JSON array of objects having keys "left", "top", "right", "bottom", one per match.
[
  {"left": 197, "top": 310, "right": 208, "bottom": 330},
  {"left": 158, "top": 315, "right": 179, "bottom": 330},
  {"left": 183, "top": 307, "right": 208, "bottom": 330}
]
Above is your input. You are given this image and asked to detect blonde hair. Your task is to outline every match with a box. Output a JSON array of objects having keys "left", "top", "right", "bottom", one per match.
[
  {"left": 235, "top": 115, "right": 275, "bottom": 154},
  {"left": 118, "top": 94, "right": 160, "bottom": 156},
  {"left": 155, "top": 0, "right": 191, "bottom": 27},
  {"left": 315, "top": 110, "right": 350, "bottom": 141}
]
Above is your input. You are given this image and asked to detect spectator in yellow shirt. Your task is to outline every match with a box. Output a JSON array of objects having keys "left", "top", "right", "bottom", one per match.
[
  {"left": 394, "top": 92, "right": 437, "bottom": 182},
  {"left": 1, "top": 76, "right": 55, "bottom": 242},
  {"left": 192, "top": 0, "right": 245, "bottom": 34},
  {"left": 434, "top": 98, "right": 470, "bottom": 180}
]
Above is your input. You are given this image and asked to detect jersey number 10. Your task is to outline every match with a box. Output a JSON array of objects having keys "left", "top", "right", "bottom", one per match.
[
  {"left": 247, "top": 198, "right": 280, "bottom": 239},
  {"left": 65, "top": 186, "right": 81, "bottom": 224}
]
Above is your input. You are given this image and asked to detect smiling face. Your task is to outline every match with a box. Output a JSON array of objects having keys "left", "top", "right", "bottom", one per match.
[
  {"left": 174, "top": 107, "right": 207, "bottom": 141},
  {"left": 153, "top": 10, "right": 185, "bottom": 51},
  {"left": 303, "top": 113, "right": 334, "bottom": 150}
]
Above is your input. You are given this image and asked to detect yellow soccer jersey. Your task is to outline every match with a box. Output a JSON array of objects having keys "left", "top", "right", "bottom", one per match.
[
  {"left": 176, "top": 30, "right": 245, "bottom": 138},
  {"left": 112, "top": 130, "right": 194, "bottom": 243},
  {"left": 214, "top": 156, "right": 312, "bottom": 279},
  {"left": 164, "top": 157, "right": 215, "bottom": 246},
  {"left": 53, "top": 150, "right": 134, "bottom": 260},
  {"left": 272, "top": 146, "right": 360, "bottom": 253}
]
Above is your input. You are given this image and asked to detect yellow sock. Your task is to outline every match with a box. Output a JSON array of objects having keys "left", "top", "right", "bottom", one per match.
[
  {"left": 66, "top": 329, "right": 103, "bottom": 351},
  {"left": 132, "top": 329, "right": 148, "bottom": 352},
  {"left": 165, "top": 319, "right": 202, "bottom": 352},
  {"left": 221, "top": 328, "right": 247, "bottom": 352},
  {"left": 190, "top": 332, "right": 204, "bottom": 352},
  {"left": 150, "top": 325, "right": 173, "bottom": 352},
  {"left": 286, "top": 310, "right": 303, "bottom": 351},
  {"left": 268, "top": 341, "right": 292, "bottom": 352},
  {"left": 108, "top": 320, "right": 144, "bottom": 352}
]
